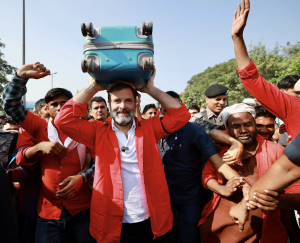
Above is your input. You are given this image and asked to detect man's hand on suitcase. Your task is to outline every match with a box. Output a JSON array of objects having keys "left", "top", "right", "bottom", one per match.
[
  {"left": 17, "top": 62, "right": 51, "bottom": 79},
  {"left": 138, "top": 67, "right": 156, "bottom": 94},
  {"left": 88, "top": 75, "right": 106, "bottom": 92}
]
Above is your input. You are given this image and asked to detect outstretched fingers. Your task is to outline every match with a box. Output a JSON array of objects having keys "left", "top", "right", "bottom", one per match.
[
  {"left": 237, "top": 3, "right": 241, "bottom": 17},
  {"left": 233, "top": 11, "right": 237, "bottom": 22},
  {"left": 241, "top": 0, "right": 245, "bottom": 14},
  {"left": 246, "top": 0, "right": 250, "bottom": 10}
]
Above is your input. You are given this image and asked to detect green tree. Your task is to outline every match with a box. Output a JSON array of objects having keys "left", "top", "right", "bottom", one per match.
[
  {"left": 0, "top": 39, "right": 17, "bottom": 110},
  {"left": 182, "top": 41, "right": 300, "bottom": 107}
]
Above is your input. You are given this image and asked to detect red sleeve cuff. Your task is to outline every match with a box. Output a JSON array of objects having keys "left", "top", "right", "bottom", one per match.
[
  {"left": 16, "top": 146, "right": 37, "bottom": 167},
  {"left": 238, "top": 60, "right": 258, "bottom": 79},
  {"left": 202, "top": 174, "right": 217, "bottom": 189}
]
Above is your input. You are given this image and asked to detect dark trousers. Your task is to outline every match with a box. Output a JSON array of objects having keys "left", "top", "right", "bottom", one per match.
[
  {"left": 35, "top": 208, "right": 95, "bottom": 243},
  {"left": 171, "top": 204, "right": 201, "bottom": 243},
  {"left": 120, "top": 218, "right": 165, "bottom": 243},
  {"left": 0, "top": 164, "right": 20, "bottom": 243}
]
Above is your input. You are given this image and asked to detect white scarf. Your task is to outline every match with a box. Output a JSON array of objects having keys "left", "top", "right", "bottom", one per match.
[{"left": 47, "top": 118, "right": 86, "bottom": 169}]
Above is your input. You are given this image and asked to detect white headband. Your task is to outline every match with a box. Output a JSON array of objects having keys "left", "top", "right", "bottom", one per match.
[{"left": 217, "top": 103, "right": 256, "bottom": 128}]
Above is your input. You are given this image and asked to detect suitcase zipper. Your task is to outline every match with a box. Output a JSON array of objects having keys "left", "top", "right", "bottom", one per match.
[{"left": 84, "top": 41, "right": 154, "bottom": 53}]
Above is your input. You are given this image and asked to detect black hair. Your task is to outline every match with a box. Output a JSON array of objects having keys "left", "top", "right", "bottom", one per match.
[
  {"left": 165, "top": 91, "right": 181, "bottom": 100},
  {"left": 35, "top": 98, "right": 47, "bottom": 111},
  {"left": 143, "top": 104, "right": 156, "bottom": 114},
  {"left": 107, "top": 83, "right": 137, "bottom": 103},
  {"left": 45, "top": 88, "right": 73, "bottom": 104},
  {"left": 277, "top": 75, "right": 300, "bottom": 89},
  {"left": 89, "top": 96, "right": 107, "bottom": 109},
  {"left": 0, "top": 117, "right": 17, "bottom": 129},
  {"left": 255, "top": 105, "right": 275, "bottom": 120},
  {"left": 188, "top": 103, "right": 200, "bottom": 112}
]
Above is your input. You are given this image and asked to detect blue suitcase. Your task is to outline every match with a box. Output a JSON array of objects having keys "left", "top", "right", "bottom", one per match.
[{"left": 81, "top": 22, "right": 154, "bottom": 88}]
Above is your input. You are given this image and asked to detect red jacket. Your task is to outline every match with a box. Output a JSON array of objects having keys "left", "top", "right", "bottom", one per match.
[
  {"left": 56, "top": 99, "right": 191, "bottom": 243},
  {"left": 16, "top": 112, "right": 92, "bottom": 220},
  {"left": 199, "top": 135, "right": 291, "bottom": 243},
  {"left": 238, "top": 60, "right": 300, "bottom": 140}
]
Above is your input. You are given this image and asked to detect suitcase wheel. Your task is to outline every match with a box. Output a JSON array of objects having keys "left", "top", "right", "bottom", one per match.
[
  {"left": 81, "top": 22, "right": 94, "bottom": 37},
  {"left": 81, "top": 23, "right": 87, "bottom": 37},
  {"left": 87, "top": 22, "right": 95, "bottom": 37},
  {"left": 141, "top": 21, "right": 153, "bottom": 36},
  {"left": 142, "top": 56, "right": 154, "bottom": 70},
  {"left": 81, "top": 60, "right": 87, "bottom": 73}
]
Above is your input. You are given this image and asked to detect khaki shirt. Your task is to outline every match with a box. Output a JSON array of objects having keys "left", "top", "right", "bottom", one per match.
[{"left": 189, "top": 107, "right": 222, "bottom": 125}]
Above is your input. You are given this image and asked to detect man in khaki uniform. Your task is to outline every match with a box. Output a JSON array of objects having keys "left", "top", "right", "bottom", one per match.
[{"left": 190, "top": 84, "right": 229, "bottom": 125}]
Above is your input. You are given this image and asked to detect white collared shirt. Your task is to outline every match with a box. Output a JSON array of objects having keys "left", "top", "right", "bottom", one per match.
[{"left": 111, "top": 119, "right": 149, "bottom": 223}]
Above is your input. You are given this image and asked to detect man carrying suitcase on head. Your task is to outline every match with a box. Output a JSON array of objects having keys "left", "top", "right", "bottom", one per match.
[{"left": 54, "top": 68, "right": 192, "bottom": 243}]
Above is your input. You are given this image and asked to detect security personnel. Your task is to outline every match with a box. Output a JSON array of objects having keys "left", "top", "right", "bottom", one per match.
[
  {"left": 161, "top": 91, "right": 219, "bottom": 243},
  {"left": 190, "top": 84, "right": 229, "bottom": 125}
]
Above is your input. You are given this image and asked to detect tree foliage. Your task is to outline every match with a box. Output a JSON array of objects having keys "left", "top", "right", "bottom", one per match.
[
  {"left": 0, "top": 39, "right": 17, "bottom": 110},
  {"left": 182, "top": 40, "right": 300, "bottom": 107}
]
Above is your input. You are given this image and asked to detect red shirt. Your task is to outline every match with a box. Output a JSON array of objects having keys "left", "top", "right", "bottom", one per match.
[
  {"left": 55, "top": 99, "right": 190, "bottom": 243},
  {"left": 16, "top": 111, "right": 91, "bottom": 220},
  {"left": 200, "top": 135, "right": 289, "bottom": 243},
  {"left": 238, "top": 60, "right": 300, "bottom": 140}
]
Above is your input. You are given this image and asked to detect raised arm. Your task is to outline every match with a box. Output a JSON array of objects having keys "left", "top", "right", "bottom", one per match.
[
  {"left": 55, "top": 76, "right": 107, "bottom": 149},
  {"left": 1, "top": 62, "right": 50, "bottom": 125},
  {"left": 231, "top": 0, "right": 251, "bottom": 70},
  {"left": 231, "top": 0, "right": 299, "bottom": 123},
  {"left": 140, "top": 68, "right": 191, "bottom": 140},
  {"left": 139, "top": 68, "right": 181, "bottom": 110}
]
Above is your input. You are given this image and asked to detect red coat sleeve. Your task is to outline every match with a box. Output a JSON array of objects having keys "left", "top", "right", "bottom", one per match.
[
  {"left": 144, "top": 102, "right": 191, "bottom": 142},
  {"left": 20, "top": 111, "right": 47, "bottom": 138},
  {"left": 55, "top": 99, "right": 99, "bottom": 150},
  {"left": 238, "top": 60, "right": 300, "bottom": 121},
  {"left": 202, "top": 160, "right": 219, "bottom": 189}
]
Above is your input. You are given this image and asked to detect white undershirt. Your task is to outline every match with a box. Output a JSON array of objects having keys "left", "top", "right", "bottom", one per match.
[{"left": 111, "top": 119, "right": 149, "bottom": 223}]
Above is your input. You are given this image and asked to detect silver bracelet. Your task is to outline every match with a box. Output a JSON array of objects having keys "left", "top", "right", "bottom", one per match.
[{"left": 89, "top": 83, "right": 97, "bottom": 92}]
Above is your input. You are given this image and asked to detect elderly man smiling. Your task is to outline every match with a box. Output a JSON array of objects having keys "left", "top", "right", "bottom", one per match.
[{"left": 199, "top": 103, "right": 293, "bottom": 243}]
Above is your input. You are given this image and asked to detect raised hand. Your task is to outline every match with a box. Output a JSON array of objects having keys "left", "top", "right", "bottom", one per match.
[
  {"left": 17, "top": 62, "right": 51, "bottom": 79},
  {"left": 138, "top": 67, "right": 156, "bottom": 94},
  {"left": 231, "top": 0, "right": 250, "bottom": 39},
  {"left": 88, "top": 75, "right": 106, "bottom": 92}
]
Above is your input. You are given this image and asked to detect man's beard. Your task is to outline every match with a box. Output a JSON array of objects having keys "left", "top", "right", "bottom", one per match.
[
  {"left": 230, "top": 130, "right": 257, "bottom": 145},
  {"left": 110, "top": 106, "right": 136, "bottom": 126}
]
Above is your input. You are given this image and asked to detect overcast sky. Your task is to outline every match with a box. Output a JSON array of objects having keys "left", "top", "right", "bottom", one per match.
[{"left": 1, "top": 0, "right": 300, "bottom": 109}]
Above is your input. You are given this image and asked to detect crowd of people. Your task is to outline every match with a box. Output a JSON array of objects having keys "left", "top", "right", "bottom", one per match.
[{"left": 1, "top": 0, "right": 300, "bottom": 243}]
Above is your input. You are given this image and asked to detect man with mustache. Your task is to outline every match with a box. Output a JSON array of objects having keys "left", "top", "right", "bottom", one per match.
[
  {"left": 200, "top": 103, "right": 290, "bottom": 243},
  {"left": 54, "top": 70, "right": 193, "bottom": 243},
  {"left": 88, "top": 96, "right": 108, "bottom": 122},
  {"left": 254, "top": 105, "right": 276, "bottom": 142}
]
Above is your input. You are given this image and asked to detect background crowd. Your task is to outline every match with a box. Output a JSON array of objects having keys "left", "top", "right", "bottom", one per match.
[{"left": 1, "top": 1, "right": 300, "bottom": 243}]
